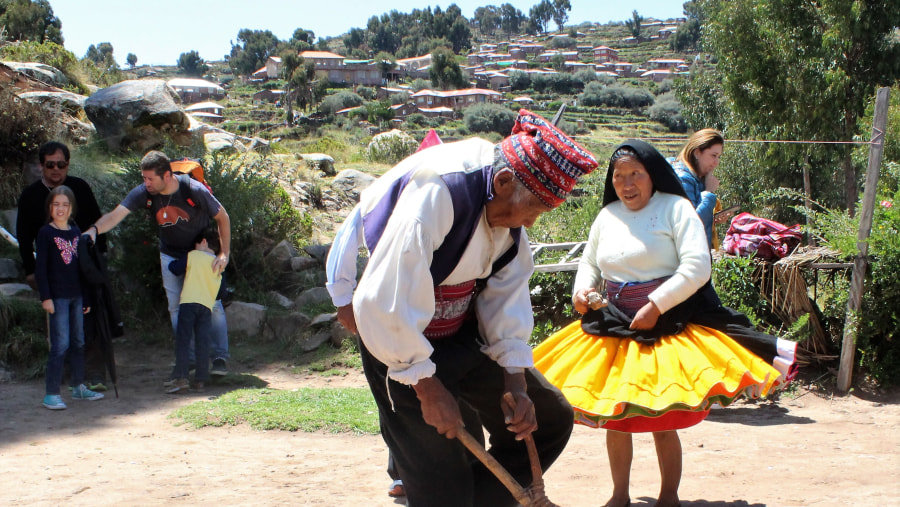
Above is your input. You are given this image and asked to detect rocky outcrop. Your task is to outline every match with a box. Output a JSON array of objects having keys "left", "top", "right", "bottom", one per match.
[
  {"left": 331, "top": 169, "right": 377, "bottom": 203},
  {"left": 301, "top": 153, "right": 335, "bottom": 176},
  {"left": 2, "top": 61, "right": 69, "bottom": 88},
  {"left": 18, "top": 90, "right": 86, "bottom": 116},
  {"left": 187, "top": 115, "right": 268, "bottom": 153},
  {"left": 84, "top": 79, "right": 191, "bottom": 151}
]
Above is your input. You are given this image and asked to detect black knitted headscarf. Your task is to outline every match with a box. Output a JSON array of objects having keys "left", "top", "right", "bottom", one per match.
[{"left": 602, "top": 139, "right": 688, "bottom": 207}]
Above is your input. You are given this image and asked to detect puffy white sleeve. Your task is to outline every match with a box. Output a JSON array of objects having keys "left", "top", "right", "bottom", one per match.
[
  {"left": 325, "top": 205, "right": 363, "bottom": 307},
  {"left": 352, "top": 186, "right": 450, "bottom": 385},
  {"left": 647, "top": 198, "right": 712, "bottom": 313},
  {"left": 476, "top": 228, "right": 537, "bottom": 370}
]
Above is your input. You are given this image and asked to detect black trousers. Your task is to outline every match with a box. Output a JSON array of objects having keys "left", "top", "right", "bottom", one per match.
[{"left": 359, "top": 324, "right": 573, "bottom": 507}]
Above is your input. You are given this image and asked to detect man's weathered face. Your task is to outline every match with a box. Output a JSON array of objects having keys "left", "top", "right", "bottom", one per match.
[
  {"left": 41, "top": 150, "right": 69, "bottom": 187},
  {"left": 142, "top": 169, "right": 170, "bottom": 195},
  {"left": 486, "top": 170, "right": 557, "bottom": 229}
]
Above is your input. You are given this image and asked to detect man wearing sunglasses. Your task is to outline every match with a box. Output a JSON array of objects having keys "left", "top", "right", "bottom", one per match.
[{"left": 16, "top": 141, "right": 109, "bottom": 391}]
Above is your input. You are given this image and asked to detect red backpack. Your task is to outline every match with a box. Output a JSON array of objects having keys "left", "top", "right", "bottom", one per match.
[{"left": 722, "top": 212, "right": 801, "bottom": 260}]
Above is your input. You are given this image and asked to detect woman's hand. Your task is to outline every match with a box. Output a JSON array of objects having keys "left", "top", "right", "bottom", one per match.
[
  {"left": 630, "top": 301, "right": 661, "bottom": 330},
  {"left": 705, "top": 173, "right": 720, "bottom": 193},
  {"left": 573, "top": 287, "right": 595, "bottom": 315},
  {"left": 42, "top": 299, "right": 54, "bottom": 314}
]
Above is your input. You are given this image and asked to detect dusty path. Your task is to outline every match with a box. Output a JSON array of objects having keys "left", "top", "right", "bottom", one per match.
[{"left": 1, "top": 339, "right": 898, "bottom": 506}]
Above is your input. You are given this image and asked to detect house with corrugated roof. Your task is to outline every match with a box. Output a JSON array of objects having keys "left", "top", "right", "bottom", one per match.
[
  {"left": 593, "top": 46, "right": 619, "bottom": 63},
  {"left": 410, "top": 88, "right": 501, "bottom": 111},
  {"left": 299, "top": 50, "right": 383, "bottom": 86},
  {"left": 167, "top": 78, "right": 226, "bottom": 104}
]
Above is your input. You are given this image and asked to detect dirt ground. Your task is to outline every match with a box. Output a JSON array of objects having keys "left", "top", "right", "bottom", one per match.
[{"left": 1, "top": 338, "right": 898, "bottom": 507}]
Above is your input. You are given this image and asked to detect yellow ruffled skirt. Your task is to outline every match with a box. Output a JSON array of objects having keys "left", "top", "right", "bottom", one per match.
[{"left": 534, "top": 321, "right": 784, "bottom": 431}]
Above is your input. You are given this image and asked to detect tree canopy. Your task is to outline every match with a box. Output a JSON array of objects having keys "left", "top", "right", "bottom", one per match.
[
  {"left": 698, "top": 0, "right": 900, "bottom": 212},
  {"left": 177, "top": 50, "right": 208, "bottom": 77},
  {"left": 429, "top": 47, "right": 468, "bottom": 90},
  {"left": 228, "top": 29, "right": 280, "bottom": 75},
  {"left": 0, "top": 0, "right": 62, "bottom": 44}
]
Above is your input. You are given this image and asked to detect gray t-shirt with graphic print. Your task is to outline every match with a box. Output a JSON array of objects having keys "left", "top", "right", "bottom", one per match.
[{"left": 120, "top": 176, "right": 223, "bottom": 257}]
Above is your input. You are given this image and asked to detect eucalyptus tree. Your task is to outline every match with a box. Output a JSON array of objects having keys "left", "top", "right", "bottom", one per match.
[
  {"left": 702, "top": 0, "right": 900, "bottom": 212},
  {"left": 624, "top": 10, "right": 644, "bottom": 41},
  {"left": 551, "top": 0, "right": 571, "bottom": 32}
]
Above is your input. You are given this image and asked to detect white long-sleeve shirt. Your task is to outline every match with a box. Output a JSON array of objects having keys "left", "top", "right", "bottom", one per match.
[
  {"left": 325, "top": 205, "right": 363, "bottom": 307},
  {"left": 353, "top": 138, "right": 537, "bottom": 385},
  {"left": 573, "top": 192, "right": 711, "bottom": 314}
]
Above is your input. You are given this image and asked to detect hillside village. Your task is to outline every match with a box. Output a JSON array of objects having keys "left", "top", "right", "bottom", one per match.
[{"left": 229, "top": 19, "right": 688, "bottom": 122}]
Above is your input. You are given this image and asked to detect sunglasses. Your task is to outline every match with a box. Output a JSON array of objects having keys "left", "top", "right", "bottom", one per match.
[{"left": 44, "top": 161, "right": 69, "bottom": 169}]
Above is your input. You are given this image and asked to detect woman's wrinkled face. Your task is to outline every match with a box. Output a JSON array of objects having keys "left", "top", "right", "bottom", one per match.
[
  {"left": 694, "top": 143, "right": 723, "bottom": 178},
  {"left": 612, "top": 157, "right": 653, "bottom": 211}
]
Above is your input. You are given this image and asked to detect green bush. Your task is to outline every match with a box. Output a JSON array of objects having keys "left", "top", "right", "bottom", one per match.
[
  {"left": 366, "top": 129, "right": 418, "bottom": 164},
  {"left": 767, "top": 177, "right": 900, "bottom": 385},
  {"left": 648, "top": 92, "right": 687, "bottom": 132},
  {"left": 0, "top": 85, "right": 61, "bottom": 208},
  {"left": 710, "top": 255, "right": 771, "bottom": 327},
  {"left": 509, "top": 70, "right": 531, "bottom": 91},
  {"left": 463, "top": 103, "right": 517, "bottom": 136},
  {"left": 579, "top": 82, "right": 655, "bottom": 108},
  {"left": 319, "top": 91, "right": 364, "bottom": 117},
  {"left": 0, "top": 296, "right": 48, "bottom": 378}
]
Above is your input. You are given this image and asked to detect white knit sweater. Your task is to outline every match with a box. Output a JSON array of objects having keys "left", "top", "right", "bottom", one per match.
[{"left": 573, "top": 192, "right": 711, "bottom": 314}]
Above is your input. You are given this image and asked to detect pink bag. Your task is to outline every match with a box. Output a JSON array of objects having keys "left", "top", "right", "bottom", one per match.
[{"left": 722, "top": 212, "right": 801, "bottom": 260}]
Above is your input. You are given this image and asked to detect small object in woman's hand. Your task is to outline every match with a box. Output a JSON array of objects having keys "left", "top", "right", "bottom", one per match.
[{"left": 587, "top": 291, "right": 607, "bottom": 310}]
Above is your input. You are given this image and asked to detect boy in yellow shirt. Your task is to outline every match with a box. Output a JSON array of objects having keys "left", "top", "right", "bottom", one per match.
[{"left": 167, "top": 229, "right": 223, "bottom": 393}]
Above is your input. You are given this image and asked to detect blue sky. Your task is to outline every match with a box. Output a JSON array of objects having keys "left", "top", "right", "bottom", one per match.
[{"left": 49, "top": 0, "right": 685, "bottom": 66}]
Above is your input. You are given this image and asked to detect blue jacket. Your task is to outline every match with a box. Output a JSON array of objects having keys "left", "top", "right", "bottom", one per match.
[{"left": 669, "top": 158, "right": 717, "bottom": 247}]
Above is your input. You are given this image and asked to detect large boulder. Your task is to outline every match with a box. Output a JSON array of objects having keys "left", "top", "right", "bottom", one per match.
[
  {"left": 84, "top": 79, "right": 191, "bottom": 151},
  {"left": 293, "top": 287, "right": 331, "bottom": 310},
  {"left": 331, "top": 169, "right": 376, "bottom": 203},
  {"left": 225, "top": 301, "right": 267, "bottom": 336}
]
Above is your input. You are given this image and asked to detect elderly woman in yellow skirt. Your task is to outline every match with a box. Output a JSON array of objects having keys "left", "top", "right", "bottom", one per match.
[{"left": 533, "top": 140, "right": 795, "bottom": 507}]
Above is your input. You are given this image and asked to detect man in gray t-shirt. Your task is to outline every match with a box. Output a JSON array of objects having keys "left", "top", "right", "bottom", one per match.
[{"left": 88, "top": 151, "right": 232, "bottom": 375}]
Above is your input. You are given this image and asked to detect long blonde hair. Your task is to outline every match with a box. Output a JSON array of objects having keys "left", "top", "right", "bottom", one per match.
[{"left": 676, "top": 128, "right": 724, "bottom": 176}]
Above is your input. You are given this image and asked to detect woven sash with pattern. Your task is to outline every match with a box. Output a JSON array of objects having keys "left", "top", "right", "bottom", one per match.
[
  {"left": 606, "top": 277, "right": 671, "bottom": 318},
  {"left": 423, "top": 280, "right": 477, "bottom": 339}
]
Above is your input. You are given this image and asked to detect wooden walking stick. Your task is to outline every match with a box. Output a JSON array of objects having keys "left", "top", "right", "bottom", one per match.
[{"left": 454, "top": 394, "right": 560, "bottom": 507}]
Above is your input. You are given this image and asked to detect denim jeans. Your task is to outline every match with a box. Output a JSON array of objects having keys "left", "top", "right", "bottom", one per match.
[
  {"left": 174, "top": 303, "right": 211, "bottom": 382},
  {"left": 160, "top": 252, "right": 229, "bottom": 360},
  {"left": 45, "top": 297, "right": 85, "bottom": 395}
]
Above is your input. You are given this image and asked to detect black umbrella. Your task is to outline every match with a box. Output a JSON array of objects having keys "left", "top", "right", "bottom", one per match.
[{"left": 79, "top": 234, "right": 122, "bottom": 397}]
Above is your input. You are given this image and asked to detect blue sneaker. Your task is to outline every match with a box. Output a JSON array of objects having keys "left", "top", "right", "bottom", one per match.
[
  {"left": 72, "top": 384, "right": 104, "bottom": 401},
  {"left": 43, "top": 394, "right": 67, "bottom": 410}
]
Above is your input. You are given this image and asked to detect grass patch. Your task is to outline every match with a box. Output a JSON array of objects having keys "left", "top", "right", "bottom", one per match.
[
  {"left": 169, "top": 387, "right": 379, "bottom": 434},
  {"left": 297, "top": 338, "right": 363, "bottom": 376}
]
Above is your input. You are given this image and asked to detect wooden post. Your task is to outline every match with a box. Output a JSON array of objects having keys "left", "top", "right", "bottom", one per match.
[
  {"left": 837, "top": 87, "right": 890, "bottom": 392},
  {"left": 803, "top": 154, "right": 814, "bottom": 246}
]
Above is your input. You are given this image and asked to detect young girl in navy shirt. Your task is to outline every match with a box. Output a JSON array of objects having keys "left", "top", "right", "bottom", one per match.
[{"left": 35, "top": 185, "right": 104, "bottom": 410}]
